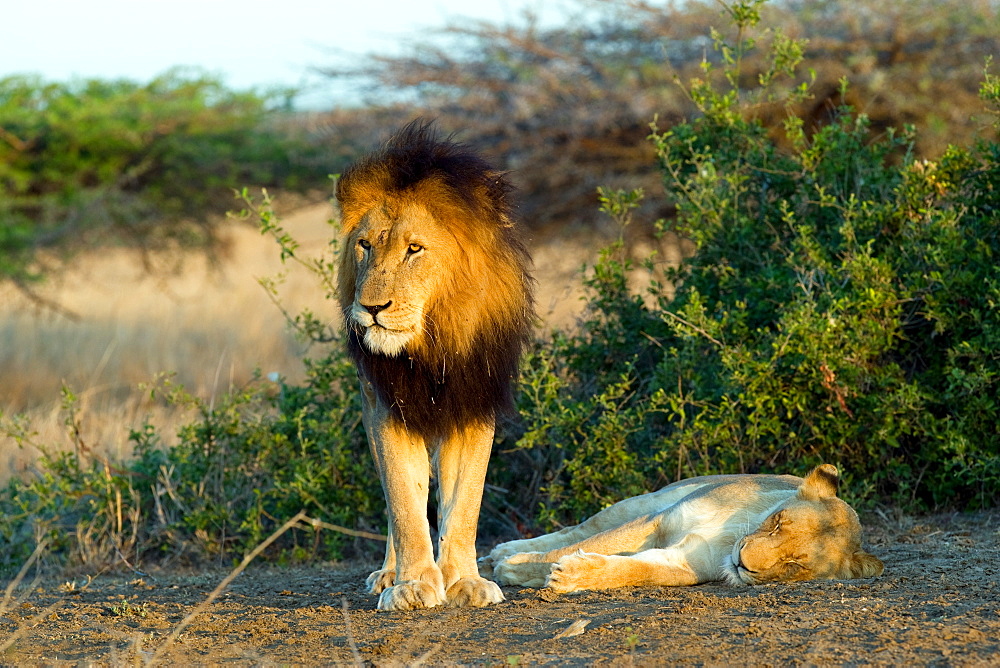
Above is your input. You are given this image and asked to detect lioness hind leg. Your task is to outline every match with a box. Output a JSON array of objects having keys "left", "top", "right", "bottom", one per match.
[{"left": 485, "top": 492, "right": 669, "bottom": 568}]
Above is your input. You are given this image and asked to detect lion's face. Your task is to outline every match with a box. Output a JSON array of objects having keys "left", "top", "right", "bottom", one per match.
[
  {"left": 731, "top": 464, "right": 884, "bottom": 584},
  {"left": 347, "top": 201, "right": 459, "bottom": 357}
]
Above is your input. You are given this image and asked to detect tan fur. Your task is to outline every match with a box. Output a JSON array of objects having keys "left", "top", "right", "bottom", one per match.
[
  {"left": 336, "top": 121, "right": 533, "bottom": 610},
  {"left": 480, "top": 464, "right": 883, "bottom": 593}
]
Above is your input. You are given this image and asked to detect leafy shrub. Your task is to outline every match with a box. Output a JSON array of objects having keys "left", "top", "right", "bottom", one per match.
[
  {"left": 0, "top": 355, "right": 383, "bottom": 574},
  {"left": 0, "top": 192, "right": 384, "bottom": 573},
  {"left": 496, "top": 1, "right": 1000, "bottom": 528}
]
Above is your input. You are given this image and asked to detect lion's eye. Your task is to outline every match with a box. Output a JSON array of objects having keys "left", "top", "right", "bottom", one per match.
[
  {"left": 358, "top": 239, "right": 371, "bottom": 250},
  {"left": 407, "top": 243, "right": 424, "bottom": 254}
]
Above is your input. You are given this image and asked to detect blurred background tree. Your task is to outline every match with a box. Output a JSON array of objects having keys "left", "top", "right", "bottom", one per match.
[{"left": 319, "top": 0, "right": 998, "bottom": 234}]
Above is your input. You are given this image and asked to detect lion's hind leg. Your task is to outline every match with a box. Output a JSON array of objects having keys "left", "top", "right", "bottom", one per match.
[
  {"left": 366, "top": 520, "right": 397, "bottom": 594},
  {"left": 366, "top": 569, "right": 395, "bottom": 593}
]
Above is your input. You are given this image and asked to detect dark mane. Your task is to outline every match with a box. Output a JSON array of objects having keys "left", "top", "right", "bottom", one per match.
[
  {"left": 336, "top": 119, "right": 515, "bottom": 230},
  {"left": 337, "top": 119, "right": 535, "bottom": 442},
  {"left": 346, "top": 321, "right": 526, "bottom": 440}
]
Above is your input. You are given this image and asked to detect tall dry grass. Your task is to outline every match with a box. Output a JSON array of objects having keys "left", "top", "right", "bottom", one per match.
[
  {"left": 0, "top": 195, "right": 637, "bottom": 485},
  {"left": 0, "top": 201, "right": 339, "bottom": 483}
]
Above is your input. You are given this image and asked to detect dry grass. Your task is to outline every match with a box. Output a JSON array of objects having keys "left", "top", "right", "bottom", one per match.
[
  {"left": 0, "top": 201, "right": 338, "bottom": 483},
  {"left": 0, "top": 196, "right": 663, "bottom": 485}
]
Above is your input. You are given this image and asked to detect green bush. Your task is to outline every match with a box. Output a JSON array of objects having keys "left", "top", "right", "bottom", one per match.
[
  {"left": 498, "top": 2, "right": 1000, "bottom": 528},
  {"left": 0, "top": 356, "right": 383, "bottom": 574}
]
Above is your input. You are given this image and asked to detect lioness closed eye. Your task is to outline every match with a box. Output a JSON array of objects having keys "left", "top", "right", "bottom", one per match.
[
  {"left": 479, "top": 464, "right": 883, "bottom": 592},
  {"left": 336, "top": 120, "right": 534, "bottom": 610}
]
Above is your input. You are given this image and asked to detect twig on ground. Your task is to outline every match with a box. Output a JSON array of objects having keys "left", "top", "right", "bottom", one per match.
[
  {"left": 0, "top": 540, "right": 48, "bottom": 617},
  {"left": 147, "top": 509, "right": 309, "bottom": 665},
  {"left": 553, "top": 618, "right": 591, "bottom": 639},
  {"left": 341, "top": 597, "right": 364, "bottom": 665}
]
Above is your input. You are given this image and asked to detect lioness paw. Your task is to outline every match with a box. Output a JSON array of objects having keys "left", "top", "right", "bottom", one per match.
[
  {"left": 487, "top": 537, "right": 544, "bottom": 564},
  {"left": 366, "top": 569, "right": 396, "bottom": 594},
  {"left": 377, "top": 580, "right": 446, "bottom": 611},
  {"left": 446, "top": 577, "right": 505, "bottom": 607},
  {"left": 477, "top": 555, "right": 497, "bottom": 578},
  {"left": 546, "top": 551, "right": 609, "bottom": 593},
  {"left": 493, "top": 554, "right": 551, "bottom": 588}
]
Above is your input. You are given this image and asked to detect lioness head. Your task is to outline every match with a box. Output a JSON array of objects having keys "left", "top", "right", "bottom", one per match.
[{"left": 733, "top": 464, "right": 884, "bottom": 584}]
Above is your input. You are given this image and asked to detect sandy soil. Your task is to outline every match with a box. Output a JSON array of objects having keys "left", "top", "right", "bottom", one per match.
[{"left": 2, "top": 512, "right": 997, "bottom": 665}]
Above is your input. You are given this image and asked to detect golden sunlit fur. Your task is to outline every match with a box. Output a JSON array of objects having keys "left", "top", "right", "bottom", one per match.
[
  {"left": 480, "top": 464, "right": 883, "bottom": 593},
  {"left": 336, "top": 120, "right": 534, "bottom": 610}
]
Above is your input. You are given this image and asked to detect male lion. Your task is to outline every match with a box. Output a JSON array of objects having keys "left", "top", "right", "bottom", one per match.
[
  {"left": 336, "top": 120, "right": 534, "bottom": 610},
  {"left": 480, "top": 464, "right": 883, "bottom": 592}
]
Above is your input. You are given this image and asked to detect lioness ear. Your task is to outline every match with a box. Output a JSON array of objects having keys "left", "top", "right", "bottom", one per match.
[
  {"left": 843, "top": 550, "right": 884, "bottom": 579},
  {"left": 798, "top": 464, "right": 840, "bottom": 500}
]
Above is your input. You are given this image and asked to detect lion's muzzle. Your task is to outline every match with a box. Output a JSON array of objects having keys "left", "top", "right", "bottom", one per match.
[{"left": 351, "top": 301, "right": 416, "bottom": 356}]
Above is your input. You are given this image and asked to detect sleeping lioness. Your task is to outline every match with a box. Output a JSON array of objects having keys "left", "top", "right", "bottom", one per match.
[{"left": 479, "top": 464, "right": 883, "bottom": 592}]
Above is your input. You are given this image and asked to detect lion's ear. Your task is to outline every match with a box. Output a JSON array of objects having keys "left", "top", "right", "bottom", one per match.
[
  {"left": 843, "top": 550, "right": 884, "bottom": 579},
  {"left": 798, "top": 464, "right": 840, "bottom": 500}
]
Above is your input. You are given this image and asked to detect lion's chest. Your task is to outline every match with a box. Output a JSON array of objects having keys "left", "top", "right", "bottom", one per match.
[{"left": 349, "top": 330, "right": 516, "bottom": 440}]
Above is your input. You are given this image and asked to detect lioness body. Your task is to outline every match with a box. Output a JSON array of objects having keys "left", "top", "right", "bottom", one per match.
[
  {"left": 482, "top": 465, "right": 883, "bottom": 592},
  {"left": 336, "top": 121, "right": 534, "bottom": 610}
]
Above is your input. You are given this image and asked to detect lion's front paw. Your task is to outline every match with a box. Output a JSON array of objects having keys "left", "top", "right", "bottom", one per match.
[
  {"left": 446, "top": 577, "right": 505, "bottom": 608},
  {"left": 366, "top": 568, "right": 396, "bottom": 594},
  {"left": 377, "top": 580, "right": 446, "bottom": 611},
  {"left": 546, "top": 551, "right": 609, "bottom": 593}
]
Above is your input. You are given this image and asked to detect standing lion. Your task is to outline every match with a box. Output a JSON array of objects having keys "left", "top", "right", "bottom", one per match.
[{"left": 336, "top": 120, "right": 535, "bottom": 610}]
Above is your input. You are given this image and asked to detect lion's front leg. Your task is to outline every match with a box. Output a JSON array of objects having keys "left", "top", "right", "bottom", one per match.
[
  {"left": 434, "top": 421, "right": 505, "bottom": 608},
  {"left": 364, "top": 396, "right": 446, "bottom": 610}
]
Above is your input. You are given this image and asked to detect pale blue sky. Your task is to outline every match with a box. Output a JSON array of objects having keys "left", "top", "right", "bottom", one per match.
[{"left": 4, "top": 0, "right": 564, "bottom": 108}]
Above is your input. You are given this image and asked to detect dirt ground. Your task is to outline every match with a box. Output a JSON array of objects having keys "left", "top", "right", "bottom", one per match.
[{"left": 2, "top": 511, "right": 998, "bottom": 666}]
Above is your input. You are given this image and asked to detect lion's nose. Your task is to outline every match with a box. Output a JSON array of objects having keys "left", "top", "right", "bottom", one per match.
[{"left": 363, "top": 300, "right": 392, "bottom": 316}]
